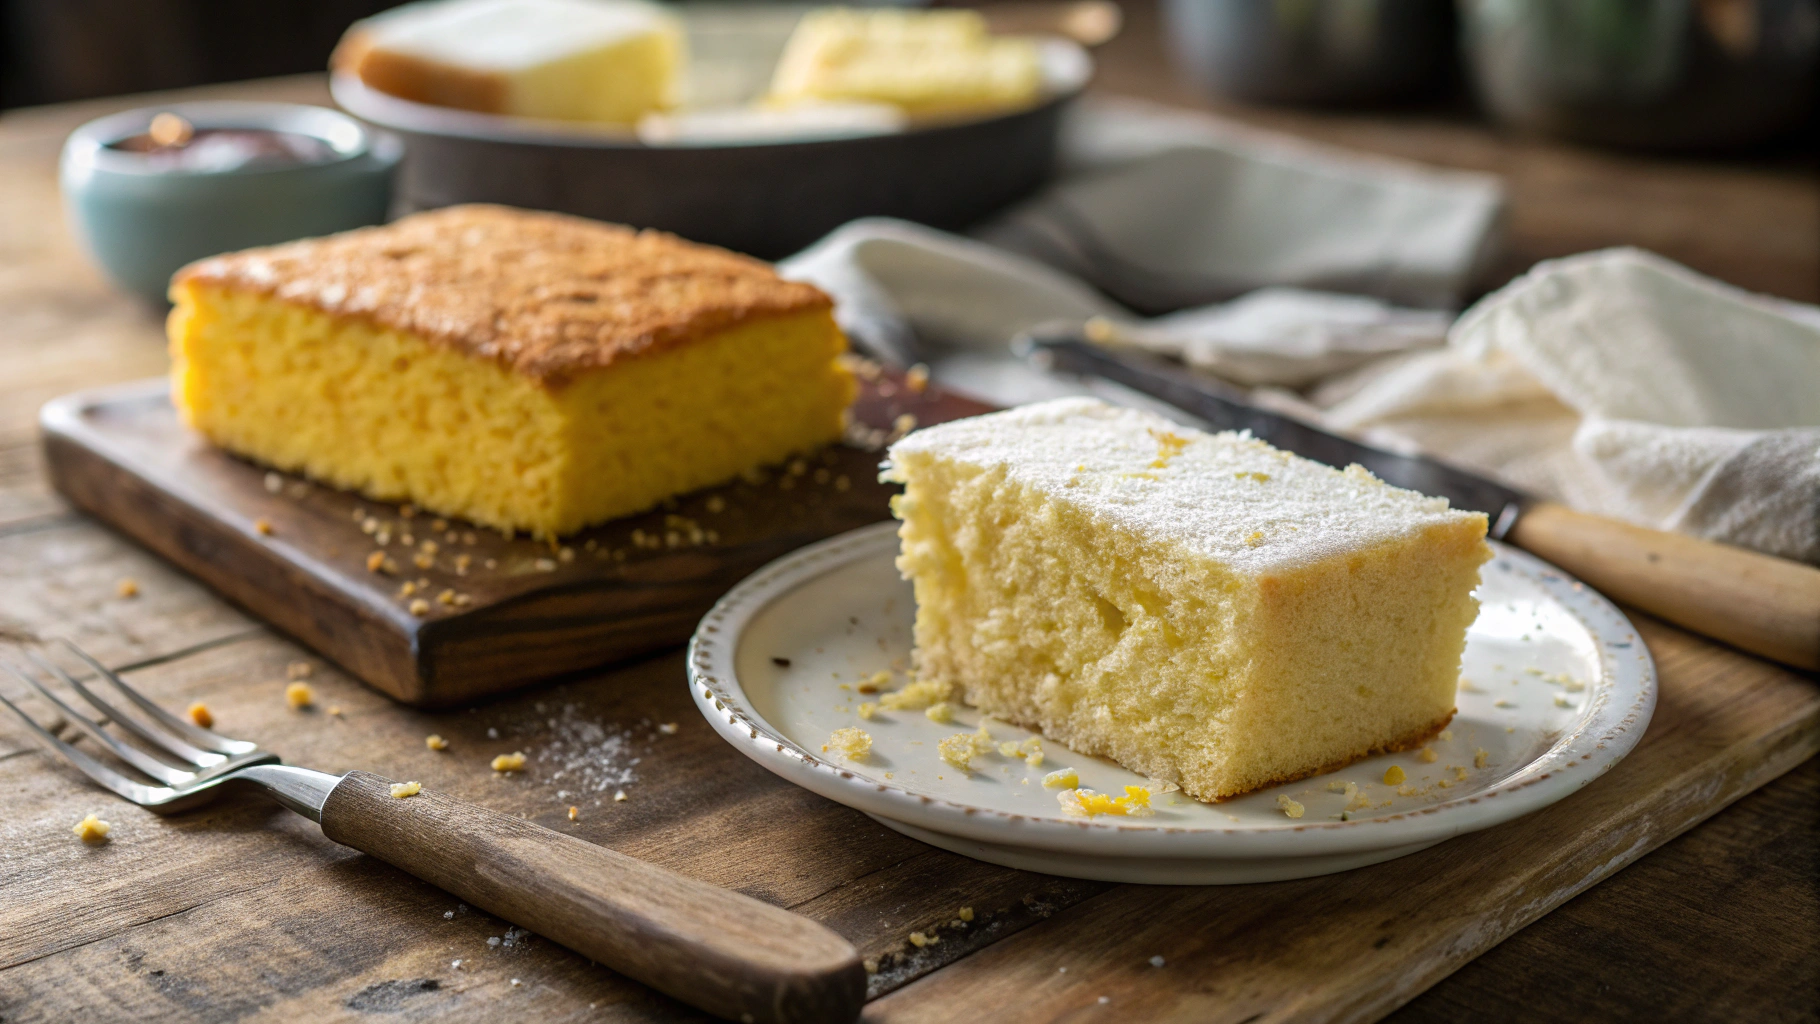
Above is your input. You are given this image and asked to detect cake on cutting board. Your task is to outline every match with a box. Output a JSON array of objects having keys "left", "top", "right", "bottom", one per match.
[
  {"left": 883, "top": 398, "right": 1490, "bottom": 802},
  {"left": 168, "top": 204, "right": 853, "bottom": 539},
  {"left": 332, "top": 0, "right": 684, "bottom": 124}
]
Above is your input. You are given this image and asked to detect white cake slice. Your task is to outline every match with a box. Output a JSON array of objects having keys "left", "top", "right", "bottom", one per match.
[
  {"left": 335, "top": 0, "right": 683, "bottom": 125},
  {"left": 883, "top": 398, "right": 1491, "bottom": 802}
]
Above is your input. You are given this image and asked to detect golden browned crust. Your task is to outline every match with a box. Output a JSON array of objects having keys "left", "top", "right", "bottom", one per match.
[
  {"left": 173, "top": 205, "right": 835, "bottom": 388},
  {"left": 345, "top": 36, "right": 511, "bottom": 114},
  {"left": 1210, "top": 708, "right": 1457, "bottom": 803}
]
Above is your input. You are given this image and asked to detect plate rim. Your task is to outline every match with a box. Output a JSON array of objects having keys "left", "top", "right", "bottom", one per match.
[{"left": 687, "top": 520, "right": 1657, "bottom": 860}]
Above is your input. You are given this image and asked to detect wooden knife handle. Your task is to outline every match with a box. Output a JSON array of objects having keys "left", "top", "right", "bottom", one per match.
[
  {"left": 1508, "top": 501, "right": 1820, "bottom": 670},
  {"left": 320, "top": 771, "right": 865, "bottom": 1024}
]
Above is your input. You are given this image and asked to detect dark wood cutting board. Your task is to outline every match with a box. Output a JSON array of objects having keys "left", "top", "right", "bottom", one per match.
[{"left": 40, "top": 371, "right": 989, "bottom": 706}]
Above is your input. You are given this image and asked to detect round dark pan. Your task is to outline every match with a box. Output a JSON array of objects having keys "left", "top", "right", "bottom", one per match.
[{"left": 330, "top": 42, "right": 1091, "bottom": 260}]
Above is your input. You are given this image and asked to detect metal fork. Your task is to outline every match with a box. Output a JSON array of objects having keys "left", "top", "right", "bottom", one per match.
[{"left": 1, "top": 639, "right": 864, "bottom": 1024}]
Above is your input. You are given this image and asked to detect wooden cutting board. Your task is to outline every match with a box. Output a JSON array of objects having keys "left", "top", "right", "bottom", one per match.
[{"left": 40, "top": 372, "right": 989, "bottom": 707}]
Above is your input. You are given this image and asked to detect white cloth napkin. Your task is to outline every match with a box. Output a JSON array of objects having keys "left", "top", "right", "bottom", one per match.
[
  {"left": 1313, "top": 248, "right": 1820, "bottom": 563},
  {"left": 779, "top": 100, "right": 1818, "bottom": 563}
]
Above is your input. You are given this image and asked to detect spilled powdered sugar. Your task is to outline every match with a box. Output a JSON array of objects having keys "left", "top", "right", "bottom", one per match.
[{"left": 528, "top": 702, "right": 642, "bottom": 802}]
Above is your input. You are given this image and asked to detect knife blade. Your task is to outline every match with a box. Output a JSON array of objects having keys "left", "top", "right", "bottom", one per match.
[
  {"left": 1025, "top": 335, "right": 1527, "bottom": 538},
  {"left": 1020, "top": 331, "right": 1820, "bottom": 671}
]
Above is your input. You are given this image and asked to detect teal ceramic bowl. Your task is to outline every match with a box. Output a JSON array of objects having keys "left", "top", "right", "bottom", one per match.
[{"left": 61, "top": 102, "right": 401, "bottom": 304}]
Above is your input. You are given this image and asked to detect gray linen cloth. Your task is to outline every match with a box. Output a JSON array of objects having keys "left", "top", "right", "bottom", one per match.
[{"left": 779, "top": 98, "right": 1818, "bottom": 563}]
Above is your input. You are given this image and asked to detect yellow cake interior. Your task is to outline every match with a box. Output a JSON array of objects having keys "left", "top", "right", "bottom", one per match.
[
  {"left": 886, "top": 399, "right": 1490, "bottom": 802},
  {"left": 169, "top": 282, "right": 852, "bottom": 537},
  {"left": 767, "top": 7, "right": 1043, "bottom": 120},
  {"left": 338, "top": 0, "right": 684, "bottom": 124}
]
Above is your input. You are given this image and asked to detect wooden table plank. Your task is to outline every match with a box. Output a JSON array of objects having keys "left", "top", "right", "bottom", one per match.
[
  {"left": 0, "top": 632, "right": 1110, "bottom": 1020},
  {"left": 1387, "top": 754, "right": 1820, "bottom": 1023},
  {"left": 862, "top": 614, "right": 1820, "bottom": 1023},
  {"left": 0, "top": 519, "right": 255, "bottom": 681}
]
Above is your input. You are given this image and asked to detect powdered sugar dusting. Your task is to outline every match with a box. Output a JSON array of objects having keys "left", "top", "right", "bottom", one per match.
[
  {"left": 528, "top": 702, "right": 641, "bottom": 803},
  {"left": 885, "top": 397, "right": 1484, "bottom": 572}
]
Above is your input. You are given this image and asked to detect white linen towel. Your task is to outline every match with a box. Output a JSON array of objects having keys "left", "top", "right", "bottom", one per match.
[{"left": 780, "top": 101, "right": 1817, "bottom": 563}]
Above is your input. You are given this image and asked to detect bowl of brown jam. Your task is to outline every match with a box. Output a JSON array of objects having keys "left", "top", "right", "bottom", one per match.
[{"left": 61, "top": 102, "right": 401, "bottom": 303}]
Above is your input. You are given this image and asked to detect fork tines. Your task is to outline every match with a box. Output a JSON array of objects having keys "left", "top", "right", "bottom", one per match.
[{"left": 0, "top": 638, "right": 258, "bottom": 806}]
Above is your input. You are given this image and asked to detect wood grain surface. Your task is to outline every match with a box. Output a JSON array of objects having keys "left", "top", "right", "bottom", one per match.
[
  {"left": 3, "top": 7, "right": 1819, "bottom": 1019},
  {"left": 319, "top": 771, "right": 867, "bottom": 1024},
  {"left": 40, "top": 376, "right": 988, "bottom": 706}
]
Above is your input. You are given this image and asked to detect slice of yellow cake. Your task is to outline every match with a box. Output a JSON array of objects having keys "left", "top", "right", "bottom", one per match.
[
  {"left": 333, "top": 0, "right": 684, "bottom": 125},
  {"left": 767, "top": 7, "right": 1043, "bottom": 120},
  {"left": 883, "top": 398, "right": 1490, "bottom": 802},
  {"left": 169, "top": 204, "right": 853, "bottom": 538}
]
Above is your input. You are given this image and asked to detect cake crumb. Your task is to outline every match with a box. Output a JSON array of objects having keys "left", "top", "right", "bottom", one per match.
[
  {"left": 426, "top": 734, "right": 449, "bottom": 751},
  {"left": 1383, "top": 765, "right": 1406, "bottom": 785},
  {"left": 409, "top": 598, "right": 431, "bottom": 616},
  {"left": 253, "top": 518, "right": 274, "bottom": 535},
  {"left": 863, "top": 958, "right": 879, "bottom": 974},
  {"left": 116, "top": 578, "right": 139, "bottom": 598},
  {"left": 857, "top": 702, "right": 877, "bottom": 720},
  {"left": 1058, "top": 786, "right": 1153, "bottom": 817},
  {"left": 1043, "top": 767, "right": 1079, "bottom": 789},
  {"left": 613, "top": 789, "right": 628, "bottom": 802},
  {"left": 658, "top": 722, "right": 679, "bottom": 735},
  {"left": 1277, "top": 795, "right": 1305, "bottom": 819},
  {"left": 328, "top": 706, "right": 343, "bottom": 717},
  {"left": 390, "top": 780, "right": 421, "bottom": 798},
  {"left": 1418, "top": 746, "right": 1438, "bottom": 763},
  {"left": 1438, "top": 729, "right": 1453, "bottom": 742},
  {"left": 823, "top": 727, "right": 872, "bottom": 760},
  {"left": 1473, "top": 748, "right": 1490, "bottom": 769},
  {"left": 72, "top": 813, "right": 111, "bottom": 843},
  {"left": 285, "top": 681, "right": 314, "bottom": 709},
  {"left": 366, "top": 551, "right": 388, "bottom": 572},
  {"left": 437, "top": 588, "right": 457, "bottom": 607},
  {"left": 880, "top": 678, "right": 950, "bottom": 710},
  {"left": 924, "top": 702, "right": 954, "bottom": 723},
  {"left": 906, "top": 364, "right": 930, "bottom": 393},
  {"left": 187, "top": 702, "right": 214, "bottom": 729},
  {"left": 264, "top": 471, "right": 283, "bottom": 493},
  {"left": 958, "top": 906, "right": 974, "bottom": 922},
  {"left": 908, "top": 931, "right": 934, "bottom": 948},
  {"left": 492, "top": 752, "right": 527, "bottom": 772},
  {"left": 938, "top": 731, "right": 992, "bottom": 771},
  {"left": 568, "top": 805, "right": 579, "bottom": 821}
]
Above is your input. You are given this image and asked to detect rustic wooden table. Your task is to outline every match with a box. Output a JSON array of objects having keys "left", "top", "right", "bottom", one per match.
[{"left": 3, "top": 12, "right": 1817, "bottom": 1021}]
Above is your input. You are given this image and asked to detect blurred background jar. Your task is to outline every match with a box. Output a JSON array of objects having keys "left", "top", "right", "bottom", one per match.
[
  {"left": 1458, "top": 0, "right": 1820, "bottom": 149},
  {"left": 1158, "top": 0, "right": 1457, "bottom": 105}
]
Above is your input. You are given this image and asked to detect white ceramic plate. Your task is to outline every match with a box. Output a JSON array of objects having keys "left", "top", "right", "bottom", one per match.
[{"left": 688, "top": 522, "right": 1656, "bottom": 884}]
